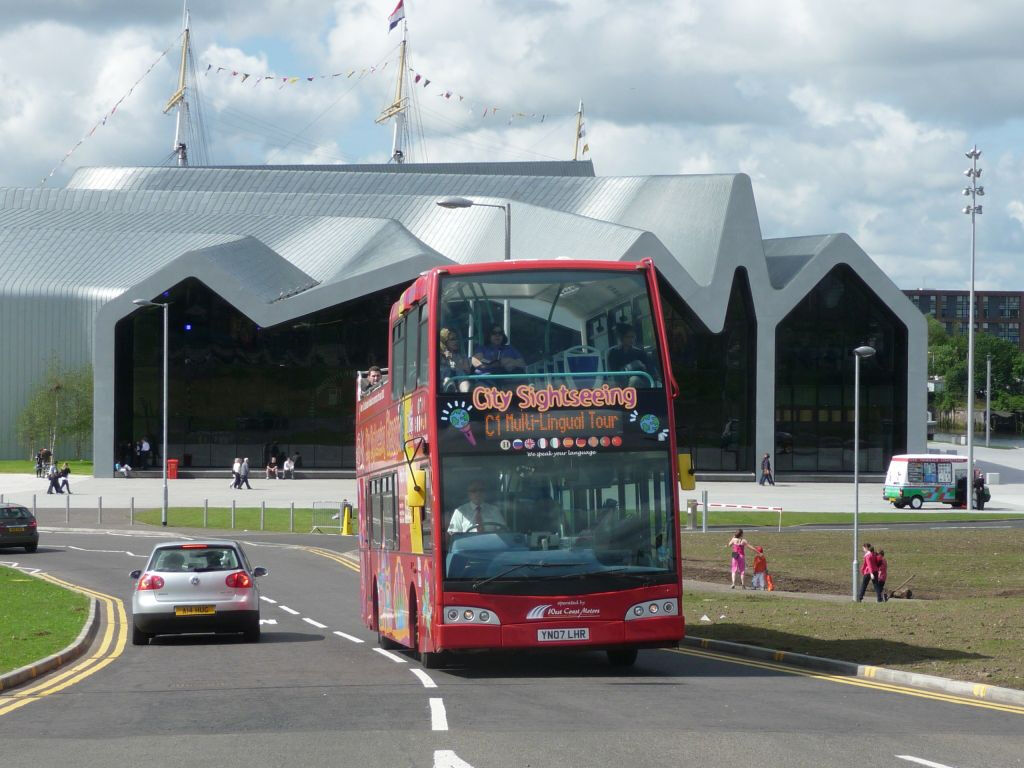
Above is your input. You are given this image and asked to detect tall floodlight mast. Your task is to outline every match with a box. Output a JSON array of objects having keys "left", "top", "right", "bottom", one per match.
[
  {"left": 377, "top": 10, "right": 409, "bottom": 164},
  {"left": 163, "top": 1, "right": 191, "bottom": 166}
]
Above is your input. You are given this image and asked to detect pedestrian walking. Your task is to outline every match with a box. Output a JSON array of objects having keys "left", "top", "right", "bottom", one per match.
[
  {"left": 230, "top": 457, "right": 241, "bottom": 488},
  {"left": 34, "top": 450, "right": 43, "bottom": 478},
  {"left": 876, "top": 549, "right": 888, "bottom": 601},
  {"left": 46, "top": 463, "right": 62, "bottom": 495},
  {"left": 857, "top": 542, "right": 883, "bottom": 602},
  {"left": 239, "top": 457, "right": 252, "bottom": 489},
  {"left": 58, "top": 462, "right": 72, "bottom": 494},
  {"left": 728, "top": 529, "right": 756, "bottom": 589},
  {"left": 759, "top": 452, "right": 775, "bottom": 486},
  {"left": 751, "top": 546, "right": 768, "bottom": 590}
]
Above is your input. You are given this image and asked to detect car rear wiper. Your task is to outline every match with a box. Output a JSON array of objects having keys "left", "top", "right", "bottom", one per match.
[{"left": 472, "top": 561, "right": 587, "bottom": 588}]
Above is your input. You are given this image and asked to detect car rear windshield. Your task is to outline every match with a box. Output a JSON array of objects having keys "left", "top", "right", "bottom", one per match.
[
  {"left": 0, "top": 507, "right": 31, "bottom": 520},
  {"left": 152, "top": 546, "right": 241, "bottom": 572}
]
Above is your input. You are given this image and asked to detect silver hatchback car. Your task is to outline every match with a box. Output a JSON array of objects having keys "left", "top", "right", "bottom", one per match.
[{"left": 130, "top": 540, "right": 268, "bottom": 645}]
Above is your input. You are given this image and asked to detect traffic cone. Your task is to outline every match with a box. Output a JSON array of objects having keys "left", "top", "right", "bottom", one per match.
[{"left": 341, "top": 504, "right": 355, "bottom": 536}]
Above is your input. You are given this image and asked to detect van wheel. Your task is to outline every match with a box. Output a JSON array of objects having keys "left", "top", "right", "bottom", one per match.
[
  {"left": 893, "top": 502, "right": 905, "bottom": 509},
  {"left": 909, "top": 496, "right": 923, "bottom": 510},
  {"left": 607, "top": 648, "right": 638, "bottom": 667}
]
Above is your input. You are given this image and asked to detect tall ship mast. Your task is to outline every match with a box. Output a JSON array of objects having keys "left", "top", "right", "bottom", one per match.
[
  {"left": 377, "top": 2, "right": 410, "bottom": 163},
  {"left": 163, "top": 1, "right": 192, "bottom": 166}
]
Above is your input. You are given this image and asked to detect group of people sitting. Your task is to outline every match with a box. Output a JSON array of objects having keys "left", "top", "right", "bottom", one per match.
[{"left": 264, "top": 454, "right": 297, "bottom": 479}]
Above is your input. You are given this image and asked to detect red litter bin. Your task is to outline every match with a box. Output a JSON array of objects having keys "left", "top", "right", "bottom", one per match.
[{"left": 167, "top": 459, "right": 179, "bottom": 479}]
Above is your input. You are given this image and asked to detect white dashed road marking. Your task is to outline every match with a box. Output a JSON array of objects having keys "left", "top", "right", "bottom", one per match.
[
  {"left": 372, "top": 648, "right": 407, "bottom": 663},
  {"left": 410, "top": 669, "right": 437, "bottom": 688},
  {"left": 303, "top": 618, "right": 328, "bottom": 629},
  {"left": 429, "top": 698, "right": 448, "bottom": 731},
  {"left": 333, "top": 631, "right": 365, "bottom": 643},
  {"left": 434, "top": 750, "right": 474, "bottom": 767},
  {"left": 896, "top": 757, "right": 957, "bottom": 768},
  {"left": 259, "top": 619, "right": 278, "bottom": 625},
  {"left": 259, "top": 596, "right": 277, "bottom": 604},
  {"left": 279, "top": 605, "right": 300, "bottom": 615}
]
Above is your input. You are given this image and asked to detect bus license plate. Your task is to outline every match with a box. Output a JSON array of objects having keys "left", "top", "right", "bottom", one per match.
[
  {"left": 537, "top": 627, "right": 589, "bottom": 643},
  {"left": 175, "top": 605, "right": 215, "bottom": 616}
]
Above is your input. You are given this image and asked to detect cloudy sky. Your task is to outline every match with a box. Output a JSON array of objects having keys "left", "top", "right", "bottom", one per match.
[{"left": 1, "top": 0, "right": 1021, "bottom": 290}]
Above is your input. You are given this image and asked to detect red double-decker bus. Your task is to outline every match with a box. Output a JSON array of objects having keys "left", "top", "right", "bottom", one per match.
[{"left": 355, "top": 259, "right": 684, "bottom": 668}]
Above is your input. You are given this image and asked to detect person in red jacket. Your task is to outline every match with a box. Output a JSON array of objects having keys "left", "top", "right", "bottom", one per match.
[
  {"left": 857, "top": 542, "right": 883, "bottom": 602},
  {"left": 751, "top": 546, "right": 768, "bottom": 590}
]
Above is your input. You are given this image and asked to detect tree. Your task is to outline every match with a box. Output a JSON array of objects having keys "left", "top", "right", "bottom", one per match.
[{"left": 16, "top": 359, "right": 93, "bottom": 459}]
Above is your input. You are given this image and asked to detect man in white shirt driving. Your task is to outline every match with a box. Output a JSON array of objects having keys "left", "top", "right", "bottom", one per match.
[{"left": 447, "top": 481, "right": 506, "bottom": 533}]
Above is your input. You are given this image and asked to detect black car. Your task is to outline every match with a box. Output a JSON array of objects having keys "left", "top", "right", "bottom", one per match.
[{"left": 0, "top": 503, "right": 39, "bottom": 552}]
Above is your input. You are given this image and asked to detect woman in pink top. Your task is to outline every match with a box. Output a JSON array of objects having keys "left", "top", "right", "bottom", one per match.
[
  {"left": 727, "top": 529, "right": 755, "bottom": 589},
  {"left": 857, "top": 542, "right": 883, "bottom": 602},
  {"left": 876, "top": 549, "right": 888, "bottom": 601}
]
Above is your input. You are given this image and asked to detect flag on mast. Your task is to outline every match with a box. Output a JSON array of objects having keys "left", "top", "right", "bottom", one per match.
[{"left": 388, "top": 0, "right": 405, "bottom": 31}]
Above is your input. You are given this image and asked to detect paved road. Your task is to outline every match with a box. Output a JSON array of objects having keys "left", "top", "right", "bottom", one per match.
[{"left": 2, "top": 528, "right": 1022, "bottom": 768}]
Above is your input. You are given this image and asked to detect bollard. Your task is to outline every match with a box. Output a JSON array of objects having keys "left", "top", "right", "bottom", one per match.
[
  {"left": 260, "top": 501, "right": 265, "bottom": 531},
  {"left": 130, "top": 496, "right": 135, "bottom": 526},
  {"left": 685, "top": 499, "right": 697, "bottom": 530},
  {"left": 231, "top": 500, "right": 236, "bottom": 529},
  {"left": 33, "top": 494, "right": 37, "bottom": 517},
  {"left": 98, "top": 496, "right": 103, "bottom": 525},
  {"left": 778, "top": 507, "right": 783, "bottom": 533},
  {"left": 701, "top": 490, "right": 708, "bottom": 533},
  {"left": 66, "top": 493, "right": 70, "bottom": 524},
  {"left": 203, "top": 499, "right": 208, "bottom": 528},
  {"left": 290, "top": 502, "right": 294, "bottom": 533}
]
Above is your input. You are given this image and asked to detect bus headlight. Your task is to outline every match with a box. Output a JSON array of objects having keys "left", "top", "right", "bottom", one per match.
[
  {"left": 443, "top": 606, "right": 501, "bottom": 625},
  {"left": 626, "top": 598, "right": 678, "bottom": 620}
]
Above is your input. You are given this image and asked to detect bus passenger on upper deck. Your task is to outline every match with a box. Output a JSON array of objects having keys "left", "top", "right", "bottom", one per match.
[
  {"left": 361, "top": 366, "right": 384, "bottom": 395},
  {"left": 607, "top": 323, "right": 656, "bottom": 387},
  {"left": 447, "top": 481, "right": 507, "bottom": 533},
  {"left": 472, "top": 326, "right": 526, "bottom": 378},
  {"left": 439, "top": 328, "right": 472, "bottom": 392}
]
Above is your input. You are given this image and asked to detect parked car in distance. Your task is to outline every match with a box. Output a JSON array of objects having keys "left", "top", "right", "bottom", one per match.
[
  {"left": 130, "top": 540, "right": 268, "bottom": 646},
  {"left": 0, "top": 503, "right": 39, "bottom": 553}
]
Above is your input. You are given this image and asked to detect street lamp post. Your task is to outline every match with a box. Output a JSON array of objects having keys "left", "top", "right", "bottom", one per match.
[
  {"left": 986, "top": 353, "right": 992, "bottom": 448},
  {"left": 132, "top": 299, "right": 169, "bottom": 527},
  {"left": 436, "top": 196, "right": 513, "bottom": 329},
  {"left": 852, "top": 345, "right": 876, "bottom": 601},
  {"left": 963, "top": 147, "right": 983, "bottom": 510}
]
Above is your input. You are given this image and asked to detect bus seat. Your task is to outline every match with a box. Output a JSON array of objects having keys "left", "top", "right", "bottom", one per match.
[{"left": 554, "top": 345, "right": 603, "bottom": 389}]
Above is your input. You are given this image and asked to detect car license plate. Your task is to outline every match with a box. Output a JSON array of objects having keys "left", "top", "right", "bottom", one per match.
[
  {"left": 7, "top": 527, "right": 25, "bottom": 533},
  {"left": 537, "top": 627, "right": 590, "bottom": 643},
  {"left": 175, "top": 605, "right": 215, "bottom": 616}
]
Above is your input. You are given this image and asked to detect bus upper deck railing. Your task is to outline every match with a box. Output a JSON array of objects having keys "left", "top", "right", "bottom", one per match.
[{"left": 448, "top": 370, "right": 657, "bottom": 387}]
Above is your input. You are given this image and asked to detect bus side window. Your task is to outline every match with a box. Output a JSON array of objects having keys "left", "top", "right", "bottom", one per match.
[
  {"left": 382, "top": 474, "right": 397, "bottom": 550},
  {"left": 419, "top": 464, "right": 433, "bottom": 554},
  {"left": 417, "top": 304, "right": 429, "bottom": 388},
  {"left": 391, "top": 319, "right": 406, "bottom": 400},
  {"left": 368, "top": 478, "right": 381, "bottom": 548},
  {"left": 405, "top": 308, "right": 419, "bottom": 393}
]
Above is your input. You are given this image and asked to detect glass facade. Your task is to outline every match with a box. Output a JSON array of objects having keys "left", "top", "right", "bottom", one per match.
[
  {"left": 660, "top": 271, "right": 756, "bottom": 472},
  {"left": 115, "top": 278, "right": 402, "bottom": 469},
  {"left": 775, "top": 266, "right": 907, "bottom": 473}
]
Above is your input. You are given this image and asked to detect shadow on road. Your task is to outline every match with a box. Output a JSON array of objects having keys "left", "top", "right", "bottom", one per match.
[{"left": 151, "top": 631, "right": 323, "bottom": 645}]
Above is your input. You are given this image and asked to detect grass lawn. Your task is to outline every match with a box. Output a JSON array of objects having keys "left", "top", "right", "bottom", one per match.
[
  {"left": 0, "top": 566, "right": 90, "bottom": 675},
  {"left": 133, "top": 506, "right": 349, "bottom": 533},
  {"left": 0, "top": 460, "right": 93, "bottom": 475},
  {"left": 682, "top": 528, "right": 1024, "bottom": 689},
  {"left": 694, "top": 509, "right": 1024, "bottom": 529}
]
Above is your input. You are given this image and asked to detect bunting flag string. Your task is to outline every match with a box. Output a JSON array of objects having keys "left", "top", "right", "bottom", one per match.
[
  {"left": 405, "top": 66, "right": 551, "bottom": 125},
  {"left": 41, "top": 35, "right": 181, "bottom": 185},
  {"left": 203, "top": 60, "right": 389, "bottom": 90}
]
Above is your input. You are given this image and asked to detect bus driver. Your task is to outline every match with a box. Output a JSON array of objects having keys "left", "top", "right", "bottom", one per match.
[{"left": 447, "top": 481, "right": 507, "bottom": 533}]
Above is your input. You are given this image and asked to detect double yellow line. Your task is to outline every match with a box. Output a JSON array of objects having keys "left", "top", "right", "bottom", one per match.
[
  {"left": 666, "top": 646, "right": 1024, "bottom": 716},
  {"left": 0, "top": 574, "right": 127, "bottom": 718},
  {"left": 303, "top": 546, "right": 360, "bottom": 574}
]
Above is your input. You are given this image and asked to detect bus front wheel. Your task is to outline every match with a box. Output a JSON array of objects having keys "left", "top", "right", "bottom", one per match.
[
  {"left": 909, "top": 496, "right": 923, "bottom": 510},
  {"left": 607, "top": 648, "right": 638, "bottom": 667}
]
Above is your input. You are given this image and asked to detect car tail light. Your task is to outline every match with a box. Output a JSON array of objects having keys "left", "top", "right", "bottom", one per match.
[
  {"left": 225, "top": 571, "right": 252, "bottom": 589},
  {"left": 137, "top": 573, "right": 165, "bottom": 591},
  {"left": 28, "top": 519, "right": 37, "bottom": 528}
]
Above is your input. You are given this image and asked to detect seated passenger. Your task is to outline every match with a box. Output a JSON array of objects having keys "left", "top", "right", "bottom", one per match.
[
  {"left": 361, "top": 365, "right": 384, "bottom": 395},
  {"left": 447, "top": 481, "right": 507, "bottom": 533},
  {"left": 607, "top": 323, "right": 656, "bottom": 387},
  {"left": 439, "top": 328, "right": 471, "bottom": 392},
  {"left": 471, "top": 326, "right": 525, "bottom": 377}
]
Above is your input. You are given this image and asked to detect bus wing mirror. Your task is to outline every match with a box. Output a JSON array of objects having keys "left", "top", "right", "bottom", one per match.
[
  {"left": 677, "top": 453, "right": 696, "bottom": 491},
  {"left": 407, "top": 469, "right": 426, "bottom": 508}
]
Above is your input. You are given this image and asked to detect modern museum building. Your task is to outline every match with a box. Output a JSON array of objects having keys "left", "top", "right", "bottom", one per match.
[{"left": 0, "top": 161, "right": 925, "bottom": 477}]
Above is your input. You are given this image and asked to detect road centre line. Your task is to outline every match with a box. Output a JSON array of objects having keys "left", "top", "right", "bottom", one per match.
[
  {"left": 666, "top": 647, "right": 1024, "bottom": 716},
  {"left": 333, "top": 631, "right": 365, "bottom": 644},
  {"left": 410, "top": 669, "right": 437, "bottom": 688},
  {"left": 0, "top": 574, "right": 127, "bottom": 718},
  {"left": 372, "top": 647, "right": 407, "bottom": 664},
  {"left": 429, "top": 697, "right": 448, "bottom": 730},
  {"left": 259, "top": 596, "right": 277, "bottom": 603},
  {"left": 67, "top": 545, "right": 146, "bottom": 558},
  {"left": 302, "top": 618, "right": 328, "bottom": 629},
  {"left": 279, "top": 605, "right": 300, "bottom": 615},
  {"left": 433, "top": 751, "right": 474, "bottom": 768},
  {"left": 896, "top": 757, "right": 958, "bottom": 768},
  {"left": 301, "top": 546, "right": 360, "bottom": 573}
]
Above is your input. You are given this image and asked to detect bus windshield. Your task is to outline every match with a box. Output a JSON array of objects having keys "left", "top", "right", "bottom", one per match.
[
  {"left": 438, "top": 269, "right": 663, "bottom": 393},
  {"left": 440, "top": 451, "right": 675, "bottom": 593}
]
